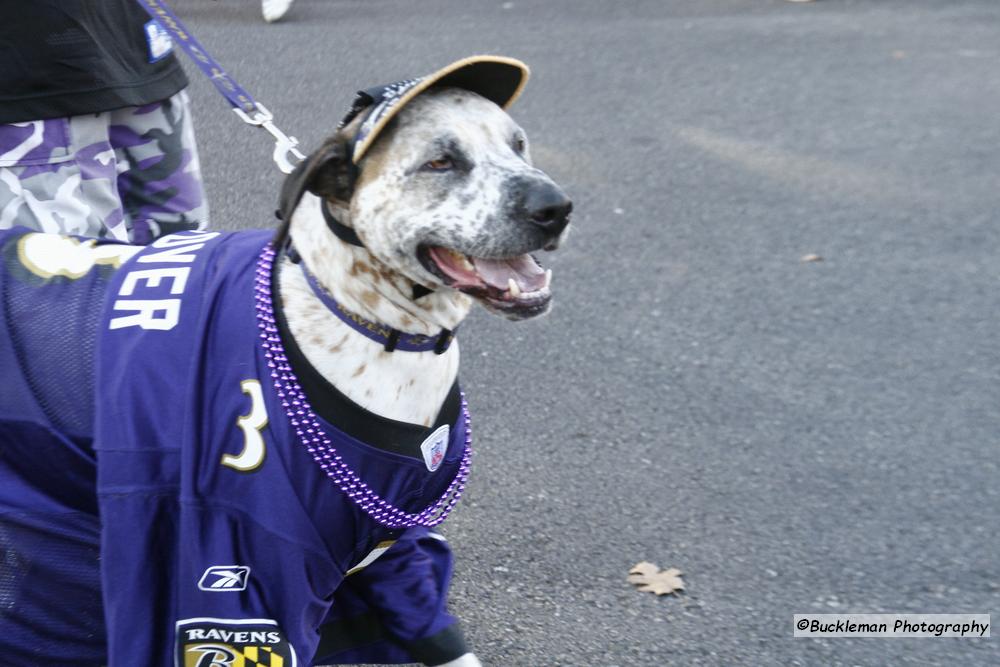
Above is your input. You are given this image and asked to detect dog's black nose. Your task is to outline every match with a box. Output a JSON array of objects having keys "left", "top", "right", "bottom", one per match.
[{"left": 524, "top": 183, "right": 572, "bottom": 236}]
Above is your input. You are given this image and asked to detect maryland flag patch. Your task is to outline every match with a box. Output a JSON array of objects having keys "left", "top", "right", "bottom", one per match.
[{"left": 176, "top": 618, "right": 297, "bottom": 667}]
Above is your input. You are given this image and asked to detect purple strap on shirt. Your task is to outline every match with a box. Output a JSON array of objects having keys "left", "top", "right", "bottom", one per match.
[{"left": 299, "top": 262, "right": 455, "bottom": 354}]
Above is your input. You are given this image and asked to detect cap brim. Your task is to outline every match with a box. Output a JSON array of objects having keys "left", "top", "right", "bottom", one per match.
[{"left": 351, "top": 55, "right": 530, "bottom": 163}]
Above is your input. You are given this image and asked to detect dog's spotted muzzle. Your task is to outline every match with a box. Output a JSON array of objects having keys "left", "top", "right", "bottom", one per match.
[{"left": 418, "top": 179, "right": 572, "bottom": 319}]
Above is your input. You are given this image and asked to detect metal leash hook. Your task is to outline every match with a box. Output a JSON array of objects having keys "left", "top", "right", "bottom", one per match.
[{"left": 233, "top": 103, "right": 306, "bottom": 174}]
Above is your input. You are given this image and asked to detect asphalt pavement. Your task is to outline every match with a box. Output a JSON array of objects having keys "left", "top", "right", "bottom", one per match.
[{"left": 175, "top": 1, "right": 999, "bottom": 664}]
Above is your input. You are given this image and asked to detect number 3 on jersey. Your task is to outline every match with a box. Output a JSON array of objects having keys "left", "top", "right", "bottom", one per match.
[{"left": 221, "top": 379, "right": 268, "bottom": 472}]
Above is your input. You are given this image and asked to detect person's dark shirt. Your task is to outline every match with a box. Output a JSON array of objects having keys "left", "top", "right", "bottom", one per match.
[{"left": 0, "top": 0, "right": 188, "bottom": 123}]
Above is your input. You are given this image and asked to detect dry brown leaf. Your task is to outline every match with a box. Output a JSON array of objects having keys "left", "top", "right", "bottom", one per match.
[{"left": 628, "top": 561, "right": 685, "bottom": 596}]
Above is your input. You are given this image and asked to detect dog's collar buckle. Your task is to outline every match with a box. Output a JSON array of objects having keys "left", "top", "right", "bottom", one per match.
[{"left": 434, "top": 329, "right": 455, "bottom": 355}]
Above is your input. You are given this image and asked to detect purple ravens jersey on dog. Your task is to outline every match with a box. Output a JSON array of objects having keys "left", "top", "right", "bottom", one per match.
[{"left": 0, "top": 228, "right": 470, "bottom": 665}]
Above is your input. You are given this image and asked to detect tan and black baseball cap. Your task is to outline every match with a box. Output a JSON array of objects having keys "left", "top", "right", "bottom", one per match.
[{"left": 341, "top": 55, "right": 530, "bottom": 163}]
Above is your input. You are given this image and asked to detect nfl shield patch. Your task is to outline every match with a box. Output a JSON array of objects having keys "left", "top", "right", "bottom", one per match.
[
  {"left": 420, "top": 424, "right": 450, "bottom": 472},
  {"left": 176, "top": 618, "right": 297, "bottom": 666}
]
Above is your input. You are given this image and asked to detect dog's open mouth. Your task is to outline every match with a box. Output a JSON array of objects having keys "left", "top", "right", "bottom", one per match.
[{"left": 419, "top": 246, "right": 552, "bottom": 318}]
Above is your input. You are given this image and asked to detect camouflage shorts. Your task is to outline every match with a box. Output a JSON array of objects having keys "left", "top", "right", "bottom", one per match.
[{"left": 0, "top": 90, "right": 208, "bottom": 244}]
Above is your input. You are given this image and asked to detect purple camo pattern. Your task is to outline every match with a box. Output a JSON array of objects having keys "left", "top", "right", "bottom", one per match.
[{"left": 0, "top": 91, "right": 208, "bottom": 244}]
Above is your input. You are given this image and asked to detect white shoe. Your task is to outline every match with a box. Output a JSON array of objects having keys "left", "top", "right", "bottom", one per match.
[
  {"left": 262, "top": 0, "right": 294, "bottom": 22},
  {"left": 435, "top": 654, "right": 482, "bottom": 667}
]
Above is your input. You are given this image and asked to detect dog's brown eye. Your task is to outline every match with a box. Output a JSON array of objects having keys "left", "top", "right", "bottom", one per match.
[{"left": 424, "top": 157, "right": 454, "bottom": 171}]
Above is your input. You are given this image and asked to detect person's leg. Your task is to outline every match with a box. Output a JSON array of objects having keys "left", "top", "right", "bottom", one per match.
[
  {"left": 0, "top": 115, "right": 127, "bottom": 239},
  {"left": 109, "top": 89, "right": 209, "bottom": 244}
]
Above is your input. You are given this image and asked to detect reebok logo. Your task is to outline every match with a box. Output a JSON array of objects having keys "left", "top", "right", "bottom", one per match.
[{"left": 198, "top": 566, "right": 251, "bottom": 592}]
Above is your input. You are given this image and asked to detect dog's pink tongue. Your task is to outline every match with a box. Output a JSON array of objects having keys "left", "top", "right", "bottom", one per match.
[{"left": 472, "top": 255, "right": 546, "bottom": 292}]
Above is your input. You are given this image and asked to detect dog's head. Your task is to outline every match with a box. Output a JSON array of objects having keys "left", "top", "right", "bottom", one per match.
[{"left": 278, "top": 57, "right": 571, "bottom": 321}]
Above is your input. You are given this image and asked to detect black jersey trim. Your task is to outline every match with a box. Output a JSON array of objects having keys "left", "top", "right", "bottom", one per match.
[
  {"left": 312, "top": 614, "right": 469, "bottom": 665},
  {"left": 405, "top": 624, "right": 472, "bottom": 666},
  {"left": 313, "top": 611, "right": 385, "bottom": 659},
  {"left": 270, "top": 255, "right": 461, "bottom": 460}
]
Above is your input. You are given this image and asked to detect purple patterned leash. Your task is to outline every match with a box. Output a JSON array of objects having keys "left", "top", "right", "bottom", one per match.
[
  {"left": 135, "top": 0, "right": 256, "bottom": 112},
  {"left": 255, "top": 243, "right": 472, "bottom": 528},
  {"left": 299, "top": 263, "right": 455, "bottom": 354},
  {"left": 135, "top": 0, "right": 305, "bottom": 173}
]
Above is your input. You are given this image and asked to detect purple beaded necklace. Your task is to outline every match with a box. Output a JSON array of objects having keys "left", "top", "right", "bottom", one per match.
[{"left": 254, "top": 243, "right": 472, "bottom": 529}]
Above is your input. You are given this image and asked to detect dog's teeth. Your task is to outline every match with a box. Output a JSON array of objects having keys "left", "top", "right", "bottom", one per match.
[
  {"left": 447, "top": 249, "right": 474, "bottom": 271},
  {"left": 544, "top": 269, "right": 552, "bottom": 289},
  {"left": 508, "top": 278, "right": 521, "bottom": 298}
]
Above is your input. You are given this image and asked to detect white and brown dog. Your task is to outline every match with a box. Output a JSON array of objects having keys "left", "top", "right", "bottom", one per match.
[
  {"left": 0, "top": 56, "right": 570, "bottom": 666},
  {"left": 278, "top": 58, "right": 571, "bottom": 428}
]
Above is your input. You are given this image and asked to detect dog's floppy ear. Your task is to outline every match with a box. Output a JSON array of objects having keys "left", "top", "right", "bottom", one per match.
[{"left": 273, "top": 132, "right": 356, "bottom": 248}]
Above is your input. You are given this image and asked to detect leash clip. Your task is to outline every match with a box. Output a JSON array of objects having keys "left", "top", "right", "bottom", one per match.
[{"left": 233, "top": 103, "right": 306, "bottom": 174}]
